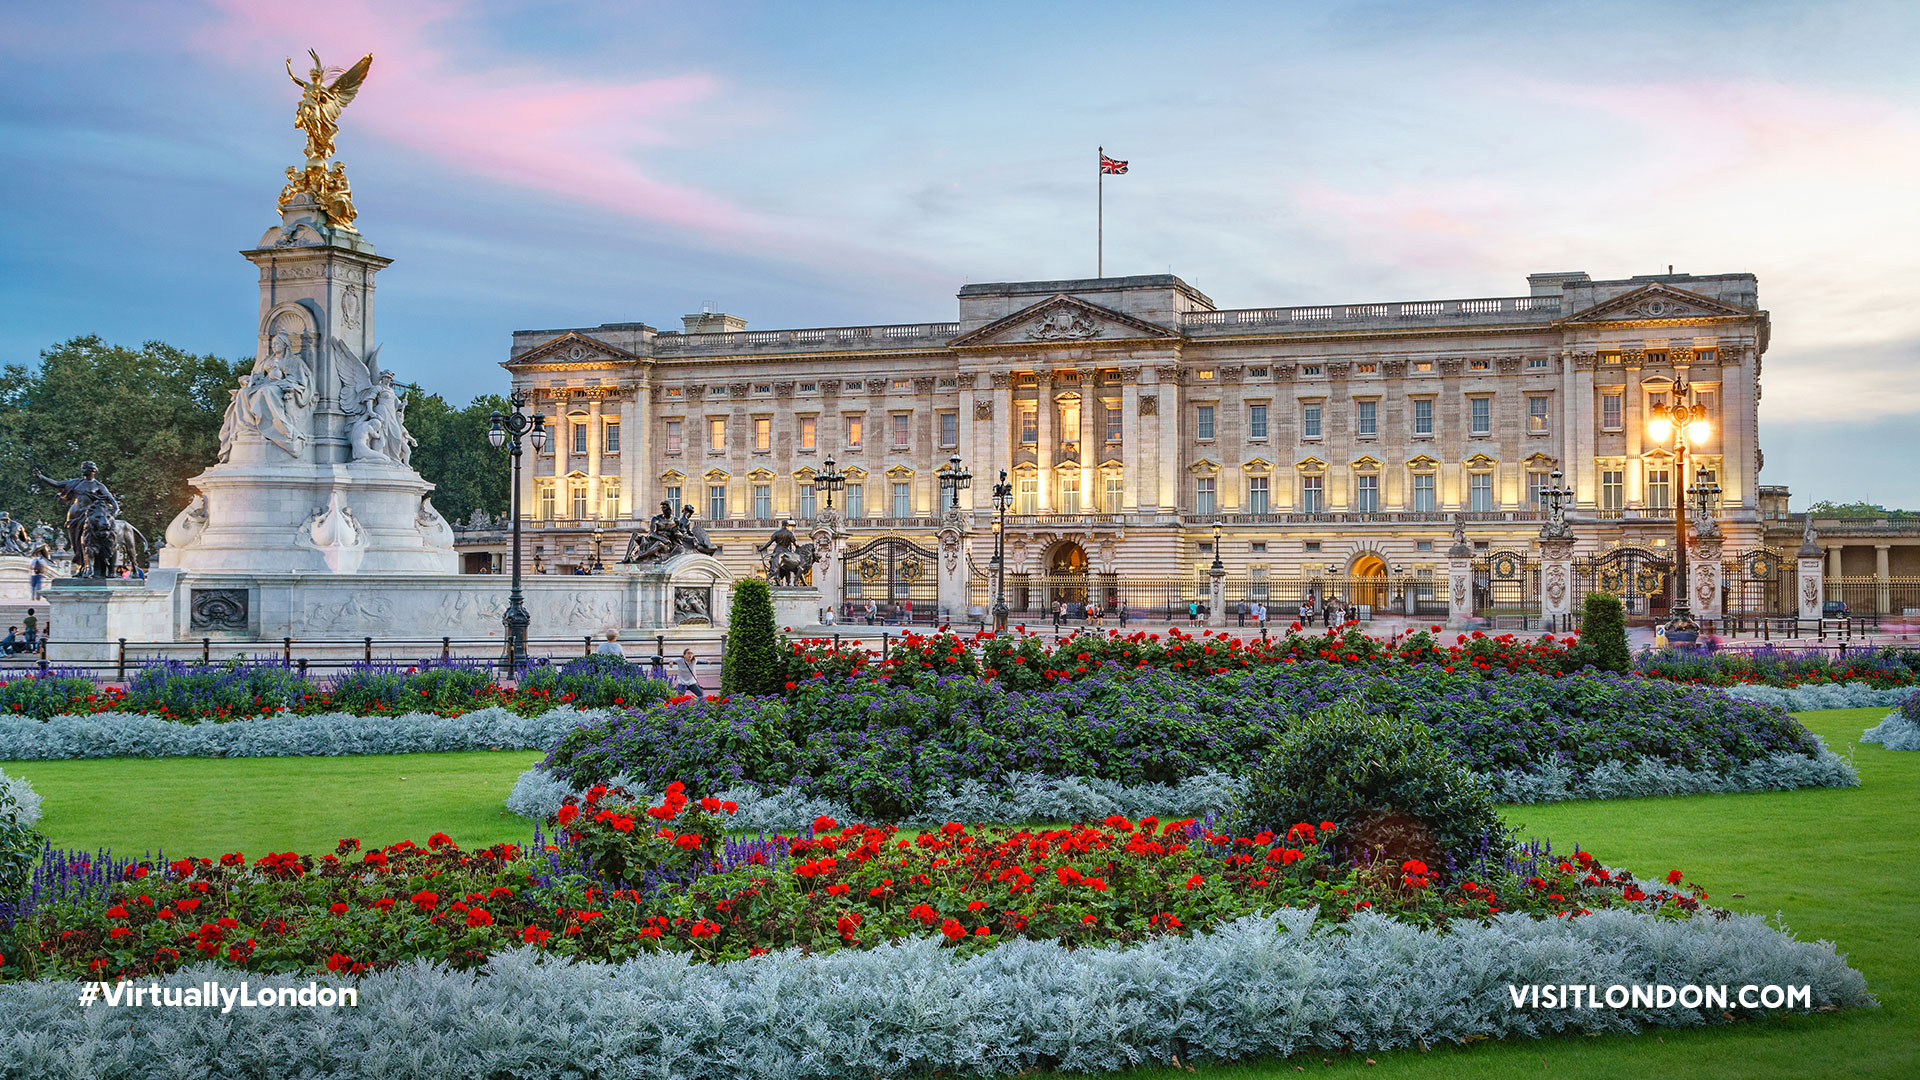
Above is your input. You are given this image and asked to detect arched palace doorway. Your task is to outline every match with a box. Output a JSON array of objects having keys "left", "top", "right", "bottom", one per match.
[
  {"left": 1350, "top": 554, "right": 1388, "bottom": 612},
  {"left": 1043, "top": 540, "right": 1089, "bottom": 612}
]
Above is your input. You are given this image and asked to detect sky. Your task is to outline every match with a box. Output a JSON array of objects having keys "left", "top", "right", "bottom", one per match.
[{"left": 3, "top": 0, "right": 1918, "bottom": 509}]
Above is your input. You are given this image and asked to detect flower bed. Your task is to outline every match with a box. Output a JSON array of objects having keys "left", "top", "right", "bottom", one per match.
[
  {"left": 539, "top": 664, "right": 1848, "bottom": 820},
  {"left": 0, "top": 655, "right": 671, "bottom": 722},
  {"left": 0, "top": 785, "right": 1875, "bottom": 1078},
  {"left": 0, "top": 706, "right": 594, "bottom": 761},
  {"left": 1637, "top": 643, "right": 1920, "bottom": 689}
]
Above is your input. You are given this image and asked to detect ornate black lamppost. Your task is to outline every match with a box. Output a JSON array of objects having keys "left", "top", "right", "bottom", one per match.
[
  {"left": 487, "top": 391, "right": 547, "bottom": 676},
  {"left": 991, "top": 469, "right": 1012, "bottom": 633},
  {"left": 815, "top": 456, "right": 846, "bottom": 511},
  {"left": 1646, "top": 383, "right": 1712, "bottom": 642},
  {"left": 590, "top": 523, "right": 604, "bottom": 572},
  {"left": 938, "top": 453, "right": 972, "bottom": 511}
]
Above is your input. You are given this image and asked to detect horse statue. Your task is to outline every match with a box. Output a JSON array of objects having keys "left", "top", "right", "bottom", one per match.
[
  {"left": 766, "top": 543, "right": 818, "bottom": 588},
  {"left": 111, "top": 518, "right": 149, "bottom": 574}
]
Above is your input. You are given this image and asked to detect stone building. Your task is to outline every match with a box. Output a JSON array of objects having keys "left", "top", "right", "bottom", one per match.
[{"left": 474, "top": 269, "right": 1771, "bottom": 622}]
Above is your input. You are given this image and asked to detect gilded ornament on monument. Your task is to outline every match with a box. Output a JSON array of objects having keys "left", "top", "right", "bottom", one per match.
[{"left": 277, "top": 49, "right": 372, "bottom": 231}]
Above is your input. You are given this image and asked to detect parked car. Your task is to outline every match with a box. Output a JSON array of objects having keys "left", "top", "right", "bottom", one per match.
[{"left": 1822, "top": 599, "right": 1851, "bottom": 619}]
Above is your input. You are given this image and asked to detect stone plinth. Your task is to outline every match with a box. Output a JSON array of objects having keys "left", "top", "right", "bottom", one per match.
[
  {"left": 770, "top": 586, "right": 822, "bottom": 631},
  {"left": 0, "top": 556, "right": 33, "bottom": 604},
  {"left": 41, "top": 577, "right": 175, "bottom": 660},
  {"left": 1691, "top": 534, "right": 1724, "bottom": 624},
  {"left": 1797, "top": 556, "right": 1824, "bottom": 627},
  {"left": 161, "top": 460, "right": 454, "bottom": 574},
  {"left": 1447, "top": 557, "right": 1474, "bottom": 628},
  {"left": 1538, "top": 536, "right": 1576, "bottom": 632},
  {"left": 1207, "top": 566, "right": 1226, "bottom": 628}
]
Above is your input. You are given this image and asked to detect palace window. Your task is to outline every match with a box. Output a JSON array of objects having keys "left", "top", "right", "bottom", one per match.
[
  {"left": 1060, "top": 475, "right": 1081, "bottom": 515},
  {"left": 1356, "top": 400, "right": 1378, "bottom": 437},
  {"left": 753, "top": 383, "right": 772, "bottom": 395},
  {"left": 1413, "top": 360, "right": 1433, "bottom": 374},
  {"left": 846, "top": 414, "right": 864, "bottom": 448},
  {"left": 1302, "top": 403, "right": 1322, "bottom": 439},
  {"left": 665, "top": 419, "right": 683, "bottom": 453},
  {"left": 1301, "top": 475, "right": 1324, "bottom": 512},
  {"left": 1248, "top": 404, "right": 1268, "bottom": 439},
  {"left": 1105, "top": 406, "right": 1123, "bottom": 442},
  {"left": 1601, "top": 469, "right": 1624, "bottom": 511},
  {"left": 845, "top": 482, "right": 864, "bottom": 518},
  {"left": 752, "top": 484, "right": 772, "bottom": 519},
  {"left": 1528, "top": 356, "right": 1549, "bottom": 370},
  {"left": 1416, "top": 540, "right": 1433, "bottom": 552},
  {"left": 1470, "top": 359, "right": 1491, "bottom": 372},
  {"left": 1416, "top": 567, "right": 1434, "bottom": 600},
  {"left": 1412, "top": 472, "right": 1436, "bottom": 512},
  {"left": 572, "top": 423, "right": 588, "bottom": 454},
  {"left": 602, "top": 479, "right": 621, "bottom": 520},
  {"left": 1602, "top": 394, "right": 1623, "bottom": 430},
  {"left": 604, "top": 421, "right": 620, "bottom": 454},
  {"left": 1249, "top": 565, "right": 1268, "bottom": 599},
  {"left": 1647, "top": 466, "right": 1672, "bottom": 510},
  {"left": 1249, "top": 366, "right": 1268, "bottom": 378},
  {"left": 799, "top": 416, "right": 817, "bottom": 451},
  {"left": 1016, "top": 474, "right": 1037, "bottom": 514},
  {"left": 892, "top": 413, "right": 911, "bottom": 449},
  {"left": 538, "top": 481, "right": 556, "bottom": 521},
  {"left": 1251, "top": 541, "right": 1267, "bottom": 553},
  {"left": 708, "top": 485, "right": 727, "bottom": 521},
  {"left": 1469, "top": 397, "right": 1491, "bottom": 436},
  {"left": 1305, "top": 541, "right": 1321, "bottom": 552},
  {"left": 1247, "top": 475, "right": 1269, "bottom": 514},
  {"left": 892, "top": 378, "right": 910, "bottom": 391},
  {"left": 1302, "top": 365, "right": 1323, "bottom": 377},
  {"left": 707, "top": 418, "right": 726, "bottom": 452},
  {"left": 1356, "top": 474, "right": 1380, "bottom": 513},
  {"left": 1104, "top": 474, "right": 1124, "bottom": 513},
  {"left": 1468, "top": 471, "right": 1493, "bottom": 512},
  {"left": 1020, "top": 406, "right": 1038, "bottom": 445},
  {"left": 799, "top": 381, "right": 817, "bottom": 393},
  {"left": 1413, "top": 398, "right": 1433, "bottom": 436},
  {"left": 1196, "top": 405, "right": 1215, "bottom": 441},
  {"left": 939, "top": 411, "right": 958, "bottom": 447},
  {"left": 798, "top": 483, "right": 816, "bottom": 519},
  {"left": 753, "top": 417, "right": 772, "bottom": 452},
  {"left": 1059, "top": 399, "right": 1081, "bottom": 444},
  {"left": 1194, "top": 476, "right": 1216, "bottom": 515},
  {"left": 1528, "top": 470, "right": 1550, "bottom": 508},
  {"left": 1528, "top": 396, "right": 1549, "bottom": 433},
  {"left": 664, "top": 484, "right": 681, "bottom": 510},
  {"left": 1356, "top": 362, "right": 1378, "bottom": 375},
  {"left": 1696, "top": 390, "right": 1717, "bottom": 416},
  {"left": 892, "top": 482, "right": 911, "bottom": 518},
  {"left": 570, "top": 481, "right": 589, "bottom": 520}
]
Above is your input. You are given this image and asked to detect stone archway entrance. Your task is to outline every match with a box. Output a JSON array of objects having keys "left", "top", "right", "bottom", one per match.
[
  {"left": 1042, "top": 540, "right": 1089, "bottom": 611},
  {"left": 1350, "top": 554, "right": 1388, "bottom": 612}
]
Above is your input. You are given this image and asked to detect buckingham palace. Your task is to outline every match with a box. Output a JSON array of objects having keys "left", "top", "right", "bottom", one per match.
[{"left": 471, "top": 268, "right": 1773, "bottom": 623}]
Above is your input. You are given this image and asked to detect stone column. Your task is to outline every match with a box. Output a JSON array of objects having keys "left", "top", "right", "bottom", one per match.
[
  {"left": 628, "top": 385, "right": 650, "bottom": 526},
  {"left": 812, "top": 511, "right": 844, "bottom": 621},
  {"left": 937, "top": 509, "right": 968, "bottom": 624},
  {"left": 1538, "top": 535, "right": 1576, "bottom": 632},
  {"left": 1692, "top": 532, "right": 1724, "bottom": 627},
  {"left": 586, "top": 398, "right": 603, "bottom": 517},
  {"left": 1208, "top": 562, "right": 1226, "bottom": 628},
  {"left": 1876, "top": 544, "right": 1892, "bottom": 615},
  {"left": 1828, "top": 543, "right": 1843, "bottom": 579},
  {"left": 1448, "top": 527, "right": 1474, "bottom": 629},
  {"left": 519, "top": 390, "right": 540, "bottom": 524},
  {"left": 1798, "top": 524, "right": 1824, "bottom": 629},
  {"left": 1079, "top": 372, "right": 1097, "bottom": 514},
  {"left": 1120, "top": 369, "right": 1141, "bottom": 511},
  {"left": 1035, "top": 372, "right": 1054, "bottom": 512},
  {"left": 993, "top": 373, "right": 1014, "bottom": 508},
  {"left": 1156, "top": 367, "right": 1183, "bottom": 513}
]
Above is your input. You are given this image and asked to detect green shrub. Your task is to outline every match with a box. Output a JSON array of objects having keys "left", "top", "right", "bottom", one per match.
[
  {"left": 723, "top": 579, "right": 782, "bottom": 696},
  {"left": 1229, "top": 702, "right": 1510, "bottom": 869},
  {"left": 0, "top": 781, "right": 43, "bottom": 899},
  {"left": 1574, "top": 593, "right": 1630, "bottom": 673}
]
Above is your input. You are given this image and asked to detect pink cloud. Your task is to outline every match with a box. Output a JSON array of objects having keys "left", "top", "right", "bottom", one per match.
[{"left": 193, "top": 0, "right": 751, "bottom": 236}]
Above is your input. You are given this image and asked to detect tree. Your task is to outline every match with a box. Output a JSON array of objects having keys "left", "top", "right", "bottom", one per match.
[
  {"left": 1574, "top": 593, "right": 1630, "bottom": 673},
  {"left": 403, "top": 390, "right": 510, "bottom": 526},
  {"left": 1807, "top": 500, "right": 1912, "bottom": 520},
  {"left": 0, "top": 337, "right": 247, "bottom": 540},
  {"left": 721, "top": 578, "right": 782, "bottom": 695}
]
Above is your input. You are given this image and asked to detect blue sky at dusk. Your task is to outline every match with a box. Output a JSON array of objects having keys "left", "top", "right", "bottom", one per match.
[{"left": 3, "top": 0, "right": 1918, "bottom": 507}]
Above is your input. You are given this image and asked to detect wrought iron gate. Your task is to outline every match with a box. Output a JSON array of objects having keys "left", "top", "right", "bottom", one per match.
[
  {"left": 1472, "top": 549, "right": 1538, "bottom": 615},
  {"left": 842, "top": 536, "right": 938, "bottom": 617},
  {"left": 1574, "top": 545, "right": 1674, "bottom": 617},
  {"left": 1722, "top": 547, "right": 1791, "bottom": 616}
]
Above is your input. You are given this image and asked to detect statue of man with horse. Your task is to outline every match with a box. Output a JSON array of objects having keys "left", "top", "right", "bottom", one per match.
[{"left": 756, "top": 519, "right": 817, "bottom": 587}]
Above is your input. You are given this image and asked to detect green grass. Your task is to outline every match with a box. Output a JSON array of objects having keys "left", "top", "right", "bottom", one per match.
[
  {"left": 2, "top": 751, "right": 542, "bottom": 857},
  {"left": 1, "top": 709, "right": 1913, "bottom": 1078}
]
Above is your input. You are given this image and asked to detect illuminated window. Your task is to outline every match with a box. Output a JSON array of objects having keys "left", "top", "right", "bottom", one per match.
[
  {"left": 799, "top": 416, "right": 817, "bottom": 451},
  {"left": 892, "top": 413, "right": 911, "bottom": 448},
  {"left": 1060, "top": 475, "right": 1080, "bottom": 515},
  {"left": 753, "top": 417, "right": 771, "bottom": 451},
  {"left": 1016, "top": 474, "right": 1037, "bottom": 514},
  {"left": 707, "top": 418, "right": 725, "bottom": 452},
  {"left": 1020, "top": 406, "right": 1037, "bottom": 445},
  {"left": 665, "top": 419, "right": 682, "bottom": 453},
  {"left": 1528, "top": 396, "right": 1549, "bottom": 433},
  {"left": 845, "top": 415, "right": 864, "bottom": 448}
]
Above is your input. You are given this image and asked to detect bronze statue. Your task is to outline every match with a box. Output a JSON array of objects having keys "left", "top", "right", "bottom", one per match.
[
  {"left": 756, "top": 519, "right": 817, "bottom": 587},
  {"left": 0, "top": 512, "right": 27, "bottom": 555},
  {"left": 29, "top": 459, "right": 120, "bottom": 577},
  {"left": 620, "top": 499, "right": 718, "bottom": 564}
]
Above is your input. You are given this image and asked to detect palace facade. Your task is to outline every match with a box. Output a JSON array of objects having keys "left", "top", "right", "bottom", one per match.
[{"left": 472, "top": 269, "right": 1771, "bottom": 621}]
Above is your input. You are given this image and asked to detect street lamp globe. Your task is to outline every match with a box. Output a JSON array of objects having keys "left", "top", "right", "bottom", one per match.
[
  {"left": 487, "top": 414, "right": 506, "bottom": 449},
  {"left": 1686, "top": 409, "right": 1711, "bottom": 445},
  {"left": 1646, "top": 404, "right": 1672, "bottom": 443},
  {"left": 530, "top": 419, "right": 548, "bottom": 452}
]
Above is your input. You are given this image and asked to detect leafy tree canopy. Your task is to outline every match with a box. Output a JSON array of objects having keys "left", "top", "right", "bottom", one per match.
[{"left": 1806, "top": 499, "right": 1913, "bottom": 519}]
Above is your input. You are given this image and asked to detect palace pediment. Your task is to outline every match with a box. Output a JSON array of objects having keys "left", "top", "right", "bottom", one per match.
[
  {"left": 949, "top": 294, "right": 1181, "bottom": 349},
  {"left": 507, "top": 332, "right": 642, "bottom": 368},
  {"left": 1560, "top": 283, "right": 1752, "bottom": 325}
]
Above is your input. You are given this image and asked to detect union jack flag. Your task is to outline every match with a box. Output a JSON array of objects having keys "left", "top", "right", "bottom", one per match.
[{"left": 1100, "top": 153, "right": 1128, "bottom": 175}]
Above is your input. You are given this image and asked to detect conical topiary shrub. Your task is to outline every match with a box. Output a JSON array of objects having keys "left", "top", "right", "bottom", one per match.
[{"left": 722, "top": 578, "right": 782, "bottom": 696}]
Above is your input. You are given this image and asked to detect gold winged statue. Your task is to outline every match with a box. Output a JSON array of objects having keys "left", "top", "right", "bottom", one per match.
[{"left": 278, "top": 50, "right": 371, "bottom": 230}]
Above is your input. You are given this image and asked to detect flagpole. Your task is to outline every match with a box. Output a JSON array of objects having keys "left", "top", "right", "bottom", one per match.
[{"left": 1097, "top": 146, "right": 1104, "bottom": 279}]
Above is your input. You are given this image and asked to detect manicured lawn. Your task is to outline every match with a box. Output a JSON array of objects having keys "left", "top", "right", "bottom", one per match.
[
  {"left": 3, "top": 751, "right": 542, "bottom": 857},
  {"left": 2, "top": 709, "right": 1912, "bottom": 1078}
]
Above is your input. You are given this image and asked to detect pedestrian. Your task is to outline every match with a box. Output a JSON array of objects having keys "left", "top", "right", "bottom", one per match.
[
  {"left": 594, "top": 629, "right": 625, "bottom": 658},
  {"left": 865, "top": 599, "right": 877, "bottom": 625},
  {"left": 22, "top": 610, "right": 38, "bottom": 648},
  {"left": 29, "top": 548, "right": 49, "bottom": 601},
  {"left": 1187, "top": 599, "right": 1198, "bottom": 625},
  {"left": 673, "top": 648, "right": 702, "bottom": 696},
  {"left": 1237, "top": 599, "right": 1248, "bottom": 627},
  {"left": 1, "top": 627, "right": 18, "bottom": 656},
  {"left": 1323, "top": 600, "right": 1334, "bottom": 629},
  {"left": 903, "top": 598, "right": 914, "bottom": 625},
  {"left": 1053, "top": 601, "right": 1063, "bottom": 630},
  {"left": 1257, "top": 602, "right": 1268, "bottom": 630},
  {"left": 1118, "top": 600, "right": 1129, "bottom": 628}
]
